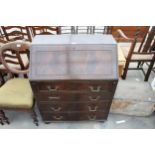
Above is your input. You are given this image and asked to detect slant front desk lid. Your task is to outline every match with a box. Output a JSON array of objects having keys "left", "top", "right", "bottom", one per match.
[{"left": 29, "top": 34, "right": 118, "bottom": 80}]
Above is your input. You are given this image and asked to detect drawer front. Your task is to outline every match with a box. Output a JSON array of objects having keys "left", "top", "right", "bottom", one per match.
[
  {"left": 38, "top": 100, "right": 111, "bottom": 113},
  {"left": 36, "top": 93, "right": 78, "bottom": 102},
  {"left": 41, "top": 112, "right": 76, "bottom": 122},
  {"left": 31, "top": 80, "right": 117, "bottom": 93},
  {"left": 40, "top": 111, "right": 108, "bottom": 122},
  {"left": 77, "top": 111, "right": 108, "bottom": 121},
  {"left": 79, "top": 93, "right": 113, "bottom": 101},
  {"left": 36, "top": 92, "right": 113, "bottom": 102},
  {"left": 37, "top": 82, "right": 68, "bottom": 92},
  {"left": 78, "top": 101, "right": 111, "bottom": 112},
  {"left": 38, "top": 102, "right": 77, "bottom": 112}
]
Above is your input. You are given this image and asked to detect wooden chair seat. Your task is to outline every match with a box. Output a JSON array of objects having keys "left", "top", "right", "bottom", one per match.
[
  {"left": 0, "top": 78, "right": 33, "bottom": 109},
  {"left": 121, "top": 47, "right": 154, "bottom": 60}
]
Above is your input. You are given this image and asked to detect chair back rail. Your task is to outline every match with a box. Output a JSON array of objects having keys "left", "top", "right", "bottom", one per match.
[
  {"left": 141, "top": 27, "right": 155, "bottom": 53},
  {"left": 30, "top": 26, "right": 59, "bottom": 36},
  {"left": 0, "top": 41, "right": 30, "bottom": 75},
  {"left": 1, "top": 26, "right": 32, "bottom": 42}
]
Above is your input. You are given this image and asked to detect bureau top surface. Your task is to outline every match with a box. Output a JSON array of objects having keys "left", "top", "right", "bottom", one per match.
[
  {"left": 29, "top": 34, "right": 118, "bottom": 81},
  {"left": 31, "top": 34, "right": 117, "bottom": 45}
]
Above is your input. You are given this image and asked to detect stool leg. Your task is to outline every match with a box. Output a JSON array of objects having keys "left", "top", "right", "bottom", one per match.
[
  {"left": 31, "top": 109, "right": 38, "bottom": 126},
  {"left": 0, "top": 110, "right": 9, "bottom": 125}
]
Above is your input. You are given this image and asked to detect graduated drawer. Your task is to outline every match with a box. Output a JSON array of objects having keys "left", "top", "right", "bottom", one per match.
[
  {"left": 79, "top": 93, "right": 113, "bottom": 101},
  {"left": 41, "top": 112, "right": 75, "bottom": 122},
  {"left": 77, "top": 111, "right": 108, "bottom": 121},
  {"left": 40, "top": 111, "right": 108, "bottom": 122},
  {"left": 31, "top": 80, "right": 117, "bottom": 93},
  {"left": 36, "top": 92, "right": 78, "bottom": 102},
  {"left": 38, "top": 100, "right": 111, "bottom": 112},
  {"left": 36, "top": 92, "right": 113, "bottom": 102}
]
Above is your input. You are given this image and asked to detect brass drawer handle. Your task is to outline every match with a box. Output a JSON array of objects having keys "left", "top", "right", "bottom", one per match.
[
  {"left": 48, "top": 96, "right": 60, "bottom": 100},
  {"left": 50, "top": 107, "right": 61, "bottom": 111},
  {"left": 47, "top": 86, "right": 59, "bottom": 92},
  {"left": 88, "top": 115, "right": 96, "bottom": 120},
  {"left": 88, "top": 106, "right": 98, "bottom": 112},
  {"left": 89, "top": 86, "right": 101, "bottom": 92},
  {"left": 53, "top": 116, "right": 63, "bottom": 120},
  {"left": 89, "top": 96, "right": 100, "bottom": 101}
]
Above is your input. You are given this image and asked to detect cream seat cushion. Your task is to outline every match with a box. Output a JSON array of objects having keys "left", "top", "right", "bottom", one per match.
[{"left": 0, "top": 78, "right": 33, "bottom": 109}]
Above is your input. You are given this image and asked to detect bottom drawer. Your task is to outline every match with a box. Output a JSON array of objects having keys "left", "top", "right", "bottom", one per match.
[
  {"left": 41, "top": 112, "right": 75, "bottom": 122},
  {"left": 78, "top": 112, "right": 108, "bottom": 121},
  {"left": 40, "top": 111, "right": 108, "bottom": 122}
]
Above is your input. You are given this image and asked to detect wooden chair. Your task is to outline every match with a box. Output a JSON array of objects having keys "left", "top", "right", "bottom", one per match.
[
  {"left": 1, "top": 26, "right": 32, "bottom": 42},
  {"left": 59, "top": 26, "right": 75, "bottom": 34},
  {"left": 92, "top": 26, "right": 111, "bottom": 34},
  {"left": 67, "top": 26, "right": 111, "bottom": 34},
  {"left": 112, "top": 26, "right": 150, "bottom": 42},
  {"left": 117, "top": 26, "right": 155, "bottom": 81},
  {"left": 30, "top": 26, "right": 59, "bottom": 36},
  {"left": 0, "top": 41, "right": 38, "bottom": 125},
  {"left": 75, "top": 26, "right": 92, "bottom": 34}
]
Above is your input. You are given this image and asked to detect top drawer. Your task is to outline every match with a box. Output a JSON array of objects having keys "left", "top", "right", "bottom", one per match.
[{"left": 31, "top": 80, "right": 117, "bottom": 93}]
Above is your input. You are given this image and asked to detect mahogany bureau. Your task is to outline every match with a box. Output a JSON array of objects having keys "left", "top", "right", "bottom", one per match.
[{"left": 29, "top": 34, "right": 118, "bottom": 123}]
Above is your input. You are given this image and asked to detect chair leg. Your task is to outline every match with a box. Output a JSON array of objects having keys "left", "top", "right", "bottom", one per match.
[
  {"left": 137, "top": 61, "right": 143, "bottom": 68},
  {"left": 121, "top": 60, "right": 130, "bottom": 79},
  {"left": 0, "top": 110, "right": 10, "bottom": 124},
  {"left": 31, "top": 109, "right": 38, "bottom": 126},
  {"left": 0, "top": 111, "right": 4, "bottom": 125},
  {"left": 0, "top": 119, "right": 4, "bottom": 125},
  {"left": 0, "top": 72, "right": 5, "bottom": 85},
  {"left": 144, "top": 61, "right": 155, "bottom": 81}
]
